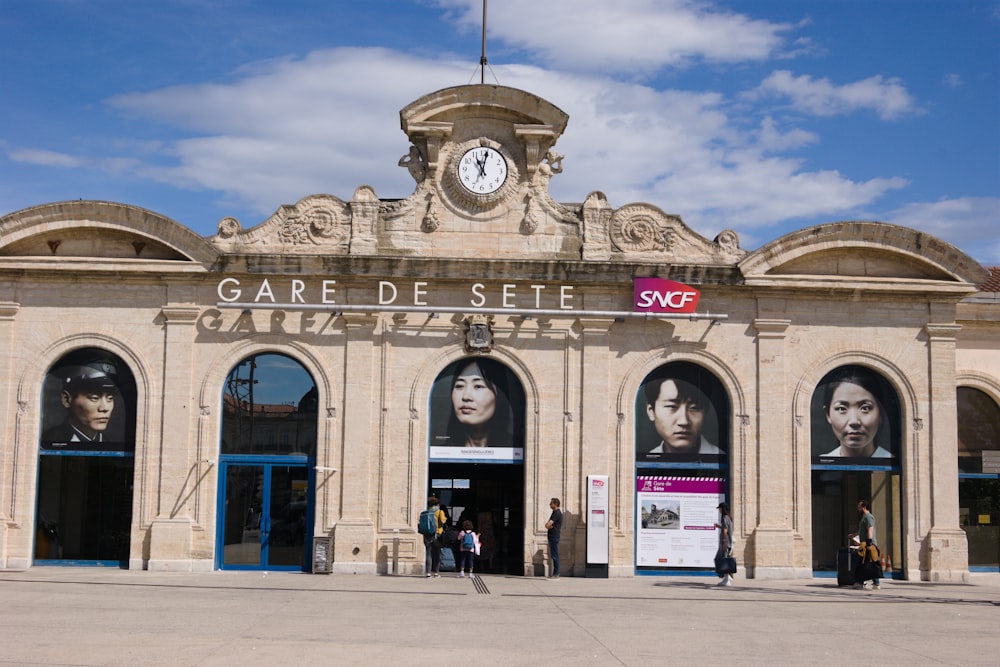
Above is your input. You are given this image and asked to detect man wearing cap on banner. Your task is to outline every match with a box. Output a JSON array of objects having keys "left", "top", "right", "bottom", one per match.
[{"left": 42, "top": 359, "right": 119, "bottom": 448}]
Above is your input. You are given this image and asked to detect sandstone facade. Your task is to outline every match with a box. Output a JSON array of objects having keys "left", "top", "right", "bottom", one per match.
[{"left": 0, "top": 85, "right": 995, "bottom": 581}]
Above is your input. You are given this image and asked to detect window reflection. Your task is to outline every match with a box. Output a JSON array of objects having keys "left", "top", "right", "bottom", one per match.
[{"left": 221, "top": 354, "right": 317, "bottom": 456}]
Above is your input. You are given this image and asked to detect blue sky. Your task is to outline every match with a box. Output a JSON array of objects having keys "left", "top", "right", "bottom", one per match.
[{"left": 2, "top": 0, "right": 998, "bottom": 265}]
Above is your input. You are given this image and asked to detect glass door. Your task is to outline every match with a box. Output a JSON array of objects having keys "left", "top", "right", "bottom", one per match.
[{"left": 218, "top": 460, "right": 312, "bottom": 570}]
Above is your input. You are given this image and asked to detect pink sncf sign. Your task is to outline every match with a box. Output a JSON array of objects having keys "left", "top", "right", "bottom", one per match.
[{"left": 633, "top": 278, "right": 700, "bottom": 314}]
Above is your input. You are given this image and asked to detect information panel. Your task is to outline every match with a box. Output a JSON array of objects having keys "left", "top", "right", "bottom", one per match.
[
  {"left": 586, "top": 475, "right": 610, "bottom": 565},
  {"left": 636, "top": 476, "right": 725, "bottom": 569}
]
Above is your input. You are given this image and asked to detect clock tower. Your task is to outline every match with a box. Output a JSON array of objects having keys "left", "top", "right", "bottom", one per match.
[{"left": 388, "top": 85, "right": 577, "bottom": 258}]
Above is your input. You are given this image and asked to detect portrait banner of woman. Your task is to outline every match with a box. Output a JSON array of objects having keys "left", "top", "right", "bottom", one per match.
[
  {"left": 811, "top": 365, "right": 900, "bottom": 464},
  {"left": 635, "top": 362, "right": 729, "bottom": 464},
  {"left": 428, "top": 357, "right": 525, "bottom": 464}
]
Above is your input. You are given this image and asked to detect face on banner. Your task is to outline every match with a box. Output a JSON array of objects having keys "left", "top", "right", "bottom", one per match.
[
  {"left": 40, "top": 349, "right": 136, "bottom": 452},
  {"left": 429, "top": 357, "right": 525, "bottom": 464},
  {"left": 811, "top": 365, "right": 900, "bottom": 464},
  {"left": 636, "top": 362, "right": 728, "bottom": 464}
]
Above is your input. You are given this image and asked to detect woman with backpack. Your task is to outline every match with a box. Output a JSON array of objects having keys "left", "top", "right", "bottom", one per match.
[{"left": 457, "top": 519, "right": 479, "bottom": 578}]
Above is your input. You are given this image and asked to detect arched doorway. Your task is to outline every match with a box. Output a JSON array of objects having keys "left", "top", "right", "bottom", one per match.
[
  {"left": 427, "top": 357, "right": 526, "bottom": 574},
  {"left": 35, "top": 348, "right": 137, "bottom": 566},
  {"left": 957, "top": 386, "right": 1000, "bottom": 571},
  {"left": 809, "top": 365, "right": 902, "bottom": 578},
  {"left": 216, "top": 353, "right": 317, "bottom": 571},
  {"left": 633, "top": 361, "right": 730, "bottom": 573}
]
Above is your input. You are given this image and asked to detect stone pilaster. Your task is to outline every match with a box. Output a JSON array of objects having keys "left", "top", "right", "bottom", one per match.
[
  {"left": 0, "top": 301, "right": 19, "bottom": 568},
  {"left": 147, "top": 304, "right": 200, "bottom": 571},
  {"left": 748, "top": 318, "right": 796, "bottom": 579},
  {"left": 921, "top": 323, "right": 969, "bottom": 582},
  {"left": 575, "top": 317, "right": 614, "bottom": 576},
  {"left": 331, "top": 312, "right": 378, "bottom": 573}
]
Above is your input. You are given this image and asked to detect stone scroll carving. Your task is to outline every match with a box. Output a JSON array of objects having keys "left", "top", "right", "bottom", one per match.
[
  {"left": 610, "top": 204, "right": 679, "bottom": 253},
  {"left": 211, "top": 194, "right": 353, "bottom": 254},
  {"left": 606, "top": 202, "right": 746, "bottom": 262}
]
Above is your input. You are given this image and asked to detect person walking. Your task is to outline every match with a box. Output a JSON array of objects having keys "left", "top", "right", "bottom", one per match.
[
  {"left": 849, "top": 500, "right": 880, "bottom": 590},
  {"left": 714, "top": 502, "right": 734, "bottom": 586},
  {"left": 545, "top": 497, "right": 563, "bottom": 579}
]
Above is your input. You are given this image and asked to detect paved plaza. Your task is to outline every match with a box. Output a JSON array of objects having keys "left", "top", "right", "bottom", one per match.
[{"left": 1, "top": 568, "right": 998, "bottom": 666}]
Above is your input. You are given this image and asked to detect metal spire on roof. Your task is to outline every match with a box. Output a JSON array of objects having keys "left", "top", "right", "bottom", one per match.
[
  {"left": 470, "top": 0, "right": 498, "bottom": 85},
  {"left": 480, "top": 0, "right": 488, "bottom": 84}
]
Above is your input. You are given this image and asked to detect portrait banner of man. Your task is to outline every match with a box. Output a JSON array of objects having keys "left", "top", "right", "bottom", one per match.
[
  {"left": 428, "top": 357, "right": 525, "bottom": 464},
  {"left": 810, "top": 365, "right": 900, "bottom": 465},
  {"left": 636, "top": 362, "right": 729, "bottom": 464},
  {"left": 40, "top": 350, "right": 136, "bottom": 452}
]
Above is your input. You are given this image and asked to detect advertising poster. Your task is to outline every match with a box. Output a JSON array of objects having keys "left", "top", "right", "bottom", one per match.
[
  {"left": 810, "top": 364, "right": 900, "bottom": 465},
  {"left": 635, "top": 361, "right": 729, "bottom": 464},
  {"left": 429, "top": 357, "right": 525, "bottom": 464},
  {"left": 39, "top": 348, "right": 136, "bottom": 453},
  {"left": 636, "top": 476, "right": 725, "bottom": 568}
]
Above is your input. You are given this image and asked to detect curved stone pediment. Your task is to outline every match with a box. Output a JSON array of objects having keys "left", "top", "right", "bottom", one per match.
[
  {"left": 739, "top": 221, "right": 989, "bottom": 285},
  {"left": 0, "top": 201, "right": 218, "bottom": 264}
]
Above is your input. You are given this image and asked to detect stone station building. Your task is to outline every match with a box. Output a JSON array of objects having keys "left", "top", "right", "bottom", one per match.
[{"left": 1, "top": 84, "right": 997, "bottom": 580}]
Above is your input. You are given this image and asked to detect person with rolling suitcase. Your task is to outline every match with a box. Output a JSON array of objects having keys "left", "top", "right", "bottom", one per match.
[
  {"left": 714, "top": 502, "right": 735, "bottom": 586},
  {"left": 848, "top": 500, "right": 881, "bottom": 590}
]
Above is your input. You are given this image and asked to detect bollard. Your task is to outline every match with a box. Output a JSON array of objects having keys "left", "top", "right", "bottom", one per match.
[{"left": 392, "top": 528, "right": 399, "bottom": 575}]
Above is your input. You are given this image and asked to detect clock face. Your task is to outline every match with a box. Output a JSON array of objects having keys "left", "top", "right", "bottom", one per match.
[{"left": 457, "top": 146, "right": 508, "bottom": 195}]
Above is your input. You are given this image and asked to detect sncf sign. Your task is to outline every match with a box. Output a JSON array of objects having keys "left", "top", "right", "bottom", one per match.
[{"left": 634, "top": 278, "right": 700, "bottom": 314}]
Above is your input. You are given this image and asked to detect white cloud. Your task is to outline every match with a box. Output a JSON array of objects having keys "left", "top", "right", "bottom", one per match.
[
  {"left": 85, "top": 47, "right": 908, "bottom": 239},
  {"left": 8, "top": 148, "right": 85, "bottom": 168},
  {"left": 434, "top": 0, "right": 794, "bottom": 74},
  {"left": 883, "top": 197, "right": 1000, "bottom": 266},
  {"left": 754, "top": 70, "right": 919, "bottom": 120}
]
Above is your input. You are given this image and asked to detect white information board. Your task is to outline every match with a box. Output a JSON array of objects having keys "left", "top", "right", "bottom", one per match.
[{"left": 586, "top": 475, "right": 610, "bottom": 564}]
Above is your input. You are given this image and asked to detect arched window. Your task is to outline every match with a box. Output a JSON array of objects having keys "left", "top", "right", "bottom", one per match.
[{"left": 221, "top": 353, "right": 317, "bottom": 457}]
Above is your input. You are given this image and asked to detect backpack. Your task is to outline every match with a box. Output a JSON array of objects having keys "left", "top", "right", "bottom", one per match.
[
  {"left": 461, "top": 531, "right": 475, "bottom": 550},
  {"left": 418, "top": 509, "right": 438, "bottom": 536}
]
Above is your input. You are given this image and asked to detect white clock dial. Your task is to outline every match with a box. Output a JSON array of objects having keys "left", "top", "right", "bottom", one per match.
[{"left": 458, "top": 146, "right": 508, "bottom": 195}]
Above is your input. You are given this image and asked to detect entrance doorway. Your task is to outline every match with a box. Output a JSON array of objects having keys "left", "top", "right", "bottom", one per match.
[
  {"left": 811, "top": 469, "right": 901, "bottom": 575},
  {"left": 217, "top": 460, "right": 312, "bottom": 570},
  {"left": 35, "top": 349, "right": 136, "bottom": 567},
  {"left": 216, "top": 352, "right": 318, "bottom": 571},
  {"left": 429, "top": 462, "right": 524, "bottom": 575}
]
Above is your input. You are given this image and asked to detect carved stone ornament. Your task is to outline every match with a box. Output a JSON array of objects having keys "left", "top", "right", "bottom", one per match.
[
  {"left": 610, "top": 205, "right": 677, "bottom": 252},
  {"left": 279, "top": 199, "right": 348, "bottom": 246},
  {"left": 217, "top": 216, "right": 242, "bottom": 239},
  {"left": 463, "top": 313, "right": 494, "bottom": 353},
  {"left": 421, "top": 192, "right": 441, "bottom": 233}
]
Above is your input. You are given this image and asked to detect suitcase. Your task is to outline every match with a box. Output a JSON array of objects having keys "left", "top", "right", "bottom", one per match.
[
  {"left": 439, "top": 546, "right": 456, "bottom": 572},
  {"left": 836, "top": 547, "right": 854, "bottom": 586}
]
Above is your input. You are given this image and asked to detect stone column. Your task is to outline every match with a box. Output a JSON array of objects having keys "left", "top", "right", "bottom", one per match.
[
  {"left": 921, "top": 323, "right": 969, "bottom": 582},
  {"left": 576, "top": 317, "right": 614, "bottom": 576},
  {"left": 147, "top": 304, "right": 200, "bottom": 571},
  {"left": 749, "top": 318, "right": 796, "bottom": 579},
  {"left": 331, "top": 312, "right": 378, "bottom": 573},
  {"left": 0, "top": 301, "right": 19, "bottom": 568}
]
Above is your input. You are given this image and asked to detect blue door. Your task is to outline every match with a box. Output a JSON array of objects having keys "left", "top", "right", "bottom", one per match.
[{"left": 217, "top": 458, "right": 313, "bottom": 570}]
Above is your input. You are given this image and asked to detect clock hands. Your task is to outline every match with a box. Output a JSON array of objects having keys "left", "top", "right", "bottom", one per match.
[{"left": 474, "top": 151, "right": 488, "bottom": 180}]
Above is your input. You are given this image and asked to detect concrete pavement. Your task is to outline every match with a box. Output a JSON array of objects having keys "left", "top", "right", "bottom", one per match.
[{"left": 1, "top": 568, "right": 998, "bottom": 666}]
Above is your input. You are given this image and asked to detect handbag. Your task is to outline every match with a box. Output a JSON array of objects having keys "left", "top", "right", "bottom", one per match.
[{"left": 718, "top": 551, "right": 737, "bottom": 575}]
